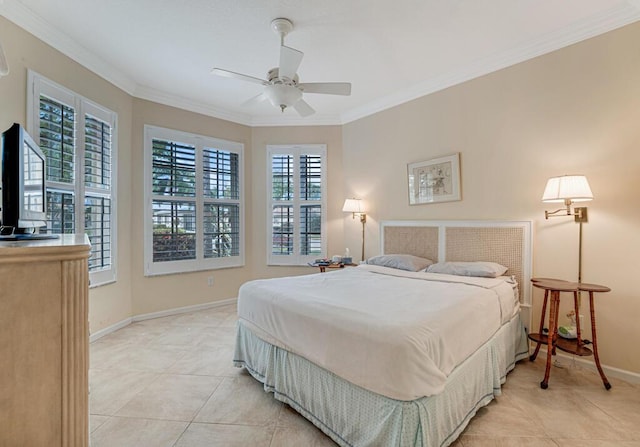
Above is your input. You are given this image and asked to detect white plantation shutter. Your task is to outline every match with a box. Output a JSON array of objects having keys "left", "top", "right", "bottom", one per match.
[
  {"left": 267, "top": 145, "right": 327, "bottom": 265},
  {"left": 84, "top": 113, "right": 113, "bottom": 272},
  {"left": 144, "top": 125, "right": 244, "bottom": 275},
  {"left": 151, "top": 139, "right": 197, "bottom": 262},
  {"left": 38, "top": 95, "right": 76, "bottom": 234},
  {"left": 299, "top": 154, "right": 323, "bottom": 256},
  {"left": 203, "top": 148, "right": 240, "bottom": 259},
  {"left": 28, "top": 70, "right": 117, "bottom": 286}
]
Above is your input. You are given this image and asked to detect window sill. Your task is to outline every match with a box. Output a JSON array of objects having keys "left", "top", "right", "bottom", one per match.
[{"left": 144, "top": 260, "right": 245, "bottom": 277}]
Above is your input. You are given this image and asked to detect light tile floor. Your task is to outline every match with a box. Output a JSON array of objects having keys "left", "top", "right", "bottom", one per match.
[{"left": 90, "top": 303, "right": 640, "bottom": 446}]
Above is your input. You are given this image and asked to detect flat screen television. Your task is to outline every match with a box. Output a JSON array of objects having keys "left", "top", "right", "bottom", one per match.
[{"left": 1, "top": 123, "right": 57, "bottom": 240}]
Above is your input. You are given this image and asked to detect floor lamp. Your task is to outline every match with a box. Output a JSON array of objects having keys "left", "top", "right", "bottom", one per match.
[
  {"left": 342, "top": 198, "right": 367, "bottom": 262},
  {"left": 542, "top": 174, "right": 593, "bottom": 297}
]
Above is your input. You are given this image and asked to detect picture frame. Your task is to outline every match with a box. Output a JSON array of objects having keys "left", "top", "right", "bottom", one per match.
[{"left": 407, "top": 153, "right": 461, "bottom": 205}]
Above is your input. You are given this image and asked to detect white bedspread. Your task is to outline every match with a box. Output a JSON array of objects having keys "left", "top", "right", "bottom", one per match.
[{"left": 237, "top": 264, "right": 518, "bottom": 400}]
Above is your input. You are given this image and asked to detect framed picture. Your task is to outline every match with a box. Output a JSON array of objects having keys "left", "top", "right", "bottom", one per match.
[{"left": 407, "top": 153, "right": 461, "bottom": 205}]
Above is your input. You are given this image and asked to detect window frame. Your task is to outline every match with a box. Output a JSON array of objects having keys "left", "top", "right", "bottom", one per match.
[
  {"left": 27, "top": 70, "right": 118, "bottom": 287},
  {"left": 267, "top": 144, "right": 327, "bottom": 266},
  {"left": 143, "top": 125, "right": 244, "bottom": 276}
]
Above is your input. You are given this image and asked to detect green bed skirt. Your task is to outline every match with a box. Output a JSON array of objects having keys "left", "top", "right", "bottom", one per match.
[{"left": 234, "top": 315, "right": 529, "bottom": 447}]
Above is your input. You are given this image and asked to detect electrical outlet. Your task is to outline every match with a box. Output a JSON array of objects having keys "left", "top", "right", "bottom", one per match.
[{"left": 207, "top": 276, "right": 214, "bottom": 287}]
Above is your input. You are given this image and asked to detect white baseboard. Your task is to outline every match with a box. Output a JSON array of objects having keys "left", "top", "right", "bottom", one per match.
[
  {"left": 89, "top": 298, "right": 237, "bottom": 343},
  {"left": 132, "top": 297, "right": 237, "bottom": 322},
  {"left": 89, "top": 318, "right": 132, "bottom": 343},
  {"left": 535, "top": 347, "right": 640, "bottom": 385}
]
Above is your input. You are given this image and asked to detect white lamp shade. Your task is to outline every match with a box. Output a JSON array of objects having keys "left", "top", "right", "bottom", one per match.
[
  {"left": 264, "top": 84, "right": 302, "bottom": 107},
  {"left": 542, "top": 175, "right": 593, "bottom": 203},
  {"left": 342, "top": 198, "right": 365, "bottom": 213}
]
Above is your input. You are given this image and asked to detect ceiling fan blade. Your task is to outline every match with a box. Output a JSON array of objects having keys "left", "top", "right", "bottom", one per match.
[
  {"left": 241, "top": 93, "right": 267, "bottom": 108},
  {"left": 211, "top": 68, "right": 267, "bottom": 85},
  {"left": 279, "top": 45, "right": 303, "bottom": 80},
  {"left": 293, "top": 99, "right": 315, "bottom": 117},
  {"left": 298, "top": 82, "right": 352, "bottom": 96}
]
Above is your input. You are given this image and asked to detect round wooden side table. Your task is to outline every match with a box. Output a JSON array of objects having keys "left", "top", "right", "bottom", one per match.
[{"left": 528, "top": 278, "right": 611, "bottom": 390}]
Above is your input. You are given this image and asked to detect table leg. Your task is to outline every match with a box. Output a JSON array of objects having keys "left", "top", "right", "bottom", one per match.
[
  {"left": 589, "top": 291, "right": 611, "bottom": 390},
  {"left": 574, "top": 291, "right": 582, "bottom": 347},
  {"left": 530, "top": 290, "right": 549, "bottom": 362},
  {"left": 541, "top": 290, "right": 559, "bottom": 389}
]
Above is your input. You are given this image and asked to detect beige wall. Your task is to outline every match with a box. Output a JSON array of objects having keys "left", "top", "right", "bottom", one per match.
[
  {"left": 343, "top": 22, "right": 640, "bottom": 373},
  {"left": 0, "top": 17, "right": 134, "bottom": 332}
]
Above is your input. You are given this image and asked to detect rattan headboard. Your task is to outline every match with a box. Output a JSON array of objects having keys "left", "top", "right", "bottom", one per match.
[{"left": 381, "top": 220, "right": 532, "bottom": 308}]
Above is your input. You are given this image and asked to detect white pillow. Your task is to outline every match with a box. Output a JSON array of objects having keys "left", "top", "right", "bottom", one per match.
[
  {"left": 426, "top": 261, "right": 508, "bottom": 278},
  {"left": 365, "top": 254, "right": 434, "bottom": 272}
]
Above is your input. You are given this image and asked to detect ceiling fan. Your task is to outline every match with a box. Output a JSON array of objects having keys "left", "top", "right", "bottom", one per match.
[{"left": 211, "top": 18, "right": 351, "bottom": 117}]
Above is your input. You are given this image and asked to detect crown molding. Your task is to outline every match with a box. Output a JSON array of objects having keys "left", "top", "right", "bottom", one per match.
[
  {"left": 3, "top": 0, "right": 640, "bottom": 127},
  {"left": 340, "top": 2, "right": 640, "bottom": 124},
  {"left": 134, "top": 84, "right": 343, "bottom": 127},
  {"left": 0, "top": 0, "right": 138, "bottom": 94},
  {"left": 249, "top": 112, "right": 342, "bottom": 127},
  {"left": 0, "top": 0, "right": 341, "bottom": 127},
  {"left": 133, "top": 85, "right": 254, "bottom": 126}
]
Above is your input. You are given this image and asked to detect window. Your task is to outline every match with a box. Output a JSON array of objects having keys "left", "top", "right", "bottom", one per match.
[
  {"left": 144, "top": 125, "right": 244, "bottom": 275},
  {"left": 27, "top": 71, "right": 117, "bottom": 286},
  {"left": 267, "top": 145, "right": 326, "bottom": 265}
]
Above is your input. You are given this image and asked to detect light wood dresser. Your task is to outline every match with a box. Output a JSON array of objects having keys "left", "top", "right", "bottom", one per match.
[{"left": 0, "top": 234, "right": 90, "bottom": 447}]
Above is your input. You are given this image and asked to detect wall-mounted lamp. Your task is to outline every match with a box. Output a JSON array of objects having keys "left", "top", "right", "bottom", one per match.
[
  {"left": 542, "top": 175, "right": 593, "bottom": 285},
  {"left": 542, "top": 175, "right": 593, "bottom": 223},
  {"left": 342, "top": 198, "right": 366, "bottom": 262}
]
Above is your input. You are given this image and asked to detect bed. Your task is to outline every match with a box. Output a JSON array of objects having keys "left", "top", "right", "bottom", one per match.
[{"left": 234, "top": 220, "right": 532, "bottom": 447}]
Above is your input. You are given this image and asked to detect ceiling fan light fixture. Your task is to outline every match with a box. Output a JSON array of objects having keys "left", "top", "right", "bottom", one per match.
[
  {"left": 211, "top": 17, "right": 351, "bottom": 117},
  {"left": 264, "top": 84, "right": 302, "bottom": 112}
]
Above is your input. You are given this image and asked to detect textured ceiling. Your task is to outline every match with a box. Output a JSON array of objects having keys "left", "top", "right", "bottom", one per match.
[{"left": 2, "top": 0, "right": 639, "bottom": 125}]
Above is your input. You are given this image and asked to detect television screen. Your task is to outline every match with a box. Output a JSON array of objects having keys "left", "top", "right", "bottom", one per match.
[
  {"left": 1, "top": 123, "right": 56, "bottom": 240},
  {"left": 23, "top": 139, "right": 45, "bottom": 214}
]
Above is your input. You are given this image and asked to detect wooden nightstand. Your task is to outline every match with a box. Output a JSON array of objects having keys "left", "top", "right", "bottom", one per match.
[{"left": 529, "top": 278, "right": 611, "bottom": 390}]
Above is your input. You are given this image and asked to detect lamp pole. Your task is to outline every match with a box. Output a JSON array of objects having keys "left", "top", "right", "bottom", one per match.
[{"left": 360, "top": 213, "right": 366, "bottom": 262}]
